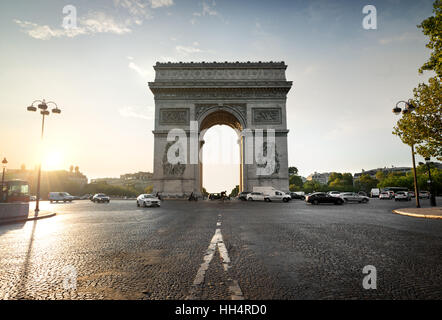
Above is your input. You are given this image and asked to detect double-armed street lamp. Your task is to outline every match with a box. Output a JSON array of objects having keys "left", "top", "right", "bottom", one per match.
[
  {"left": 392, "top": 100, "right": 420, "bottom": 208},
  {"left": 1, "top": 158, "right": 7, "bottom": 202},
  {"left": 27, "top": 99, "right": 61, "bottom": 214}
]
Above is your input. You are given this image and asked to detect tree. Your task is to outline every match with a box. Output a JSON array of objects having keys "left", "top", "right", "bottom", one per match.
[
  {"left": 20, "top": 164, "right": 26, "bottom": 171},
  {"left": 144, "top": 185, "right": 153, "bottom": 194},
  {"left": 303, "top": 180, "right": 323, "bottom": 194},
  {"left": 74, "top": 166, "right": 79, "bottom": 174},
  {"left": 69, "top": 165, "right": 74, "bottom": 173},
  {"left": 354, "top": 174, "right": 378, "bottom": 193},
  {"left": 289, "top": 174, "right": 303, "bottom": 188},
  {"left": 288, "top": 166, "right": 298, "bottom": 176},
  {"left": 375, "top": 170, "right": 386, "bottom": 181},
  {"left": 418, "top": 0, "right": 442, "bottom": 77},
  {"left": 229, "top": 185, "right": 239, "bottom": 197},
  {"left": 393, "top": 77, "right": 442, "bottom": 160},
  {"left": 394, "top": 1, "right": 442, "bottom": 160}
]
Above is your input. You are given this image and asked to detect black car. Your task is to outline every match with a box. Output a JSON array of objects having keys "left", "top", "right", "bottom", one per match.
[
  {"left": 305, "top": 192, "right": 344, "bottom": 205},
  {"left": 290, "top": 192, "right": 305, "bottom": 200},
  {"left": 238, "top": 191, "right": 250, "bottom": 201}
]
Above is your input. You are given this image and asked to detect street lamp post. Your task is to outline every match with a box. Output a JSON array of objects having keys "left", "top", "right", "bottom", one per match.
[
  {"left": 392, "top": 100, "right": 420, "bottom": 208},
  {"left": 1, "top": 158, "right": 7, "bottom": 202},
  {"left": 425, "top": 157, "right": 437, "bottom": 207},
  {"left": 27, "top": 99, "right": 61, "bottom": 215}
]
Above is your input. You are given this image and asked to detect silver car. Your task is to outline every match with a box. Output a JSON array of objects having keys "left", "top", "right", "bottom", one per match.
[
  {"left": 340, "top": 192, "right": 369, "bottom": 203},
  {"left": 137, "top": 194, "right": 161, "bottom": 207}
]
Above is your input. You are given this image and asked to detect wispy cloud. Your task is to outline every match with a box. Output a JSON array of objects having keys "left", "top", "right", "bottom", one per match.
[
  {"left": 150, "top": 0, "right": 174, "bottom": 9},
  {"left": 14, "top": 12, "right": 132, "bottom": 40},
  {"left": 15, "top": 0, "right": 175, "bottom": 40},
  {"left": 190, "top": 0, "right": 222, "bottom": 24},
  {"left": 176, "top": 45, "right": 202, "bottom": 55},
  {"left": 119, "top": 106, "right": 153, "bottom": 120},
  {"left": 378, "top": 31, "right": 425, "bottom": 45}
]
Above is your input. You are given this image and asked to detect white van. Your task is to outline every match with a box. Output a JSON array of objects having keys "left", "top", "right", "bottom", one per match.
[
  {"left": 253, "top": 186, "right": 291, "bottom": 202},
  {"left": 370, "top": 188, "right": 380, "bottom": 198},
  {"left": 253, "top": 186, "right": 276, "bottom": 195},
  {"left": 49, "top": 192, "right": 75, "bottom": 203}
]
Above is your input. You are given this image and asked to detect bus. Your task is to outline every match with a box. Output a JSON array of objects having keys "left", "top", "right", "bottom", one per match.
[
  {"left": 382, "top": 187, "right": 409, "bottom": 196},
  {"left": 1, "top": 180, "right": 30, "bottom": 203}
]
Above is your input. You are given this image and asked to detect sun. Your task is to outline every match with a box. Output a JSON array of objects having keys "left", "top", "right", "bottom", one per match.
[{"left": 43, "top": 151, "right": 63, "bottom": 170}]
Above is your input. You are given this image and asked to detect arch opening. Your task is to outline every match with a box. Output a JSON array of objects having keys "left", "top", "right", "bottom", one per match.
[
  {"left": 199, "top": 110, "right": 243, "bottom": 196},
  {"left": 201, "top": 125, "right": 240, "bottom": 195}
]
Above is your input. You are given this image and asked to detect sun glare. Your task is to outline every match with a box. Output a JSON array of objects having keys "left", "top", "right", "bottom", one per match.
[{"left": 43, "top": 151, "right": 63, "bottom": 170}]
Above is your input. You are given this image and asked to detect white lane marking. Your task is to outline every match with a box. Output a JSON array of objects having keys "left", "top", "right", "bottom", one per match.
[{"left": 188, "top": 217, "right": 244, "bottom": 300}]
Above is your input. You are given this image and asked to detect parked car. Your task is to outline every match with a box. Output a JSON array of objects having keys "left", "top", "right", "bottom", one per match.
[
  {"left": 395, "top": 191, "right": 411, "bottom": 201},
  {"left": 92, "top": 193, "right": 110, "bottom": 203},
  {"left": 370, "top": 188, "right": 380, "bottom": 198},
  {"left": 379, "top": 192, "right": 391, "bottom": 200},
  {"left": 305, "top": 192, "right": 344, "bottom": 205},
  {"left": 80, "top": 194, "right": 92, "bottom": 200},
  {"left": 209, "top": 193, "right": 222, "bottom": 200},
  {"left": 327, "top": 191, "right": 342, "bottom": 197},
  {"left": 29, "top": 195, "right": 37, "bottom": 201},
  {"left": 137, "top": 194, "right": 161, "bottom": 207},
  {"left": 340, "top": 192, "right": 369, "bottom": 203},
  {"left": 290, "top": 192, "right": 305, "bottom": 200},
  {"left": 408, "top": 191, "right": 415, "bottom": 198},
  {"left": 238, "top": 192, "right": 250, "bottom": 201},
  {"left": 419, "top": 191, "right": 430, "bottom": 199},
  {"left": 358, "top": 191, "right": 368, "bottom": 197},
  {"left": 246, "top": 192, "right": 265, "bottom": 201},
  {"left": 264, "top": 190, "right": 291, "bottom": 202},
  {"left": 49, "top": 192, "right": 75, "bottom": 203}
]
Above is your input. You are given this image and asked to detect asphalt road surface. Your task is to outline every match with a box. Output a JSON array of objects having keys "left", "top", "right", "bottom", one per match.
[{"left": 0, "top": 198, "right": 441, "bottom": 300}]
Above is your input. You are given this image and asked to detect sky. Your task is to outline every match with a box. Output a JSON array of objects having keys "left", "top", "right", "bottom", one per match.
[{"left": 0, "top": 0, "right": 437, "bottom": 193}]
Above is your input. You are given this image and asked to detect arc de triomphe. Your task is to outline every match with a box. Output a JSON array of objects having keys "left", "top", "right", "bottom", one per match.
[{"left": 148, "top": 61, "right": 292, "bottom": 197}]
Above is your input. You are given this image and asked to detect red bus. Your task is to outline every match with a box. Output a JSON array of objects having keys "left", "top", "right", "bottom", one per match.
[{"left": 1, "top": 180, "right": 30, "bottom": 203}]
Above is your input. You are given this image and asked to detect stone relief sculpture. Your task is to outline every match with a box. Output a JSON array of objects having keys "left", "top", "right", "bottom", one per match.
[
  {"left": 162, "top": 142, "right": 186, "bottom": 176},
  {"left": 159, "top": 109, "right": 189, "bottom": 125},
  {"left": 252, "top": 108, "right": 282, "bottom": 124},
  {"left": 256, "top": 142, "right": 280, "bottom": 175}
]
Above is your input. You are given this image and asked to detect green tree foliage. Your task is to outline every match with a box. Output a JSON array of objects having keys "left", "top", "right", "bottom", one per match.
[
  {"left": 144, "top": 185, "right": 153, "bottom": 194},
  {"left": 393, "top": 78, "right": 442, "bottom": 160},
  {"left": 327, "top": 172, "right": 354, "bottom": 191},
  {"left": 375, "top": 170, "right": 386, "bottom": 181},
  {"left": 418, "top": 0, "right": 442, "bottom": 77},
  {"left": 229, "top": 185, "right": 239, "bottom": 197},
  {"left": 202, "top": 187, "right": 209, "bottom": 197},
  {"left": 302, "top": 180, "right": 323, "bottom": 194},
  {"left": 288, "top": 166, "right": 298, "bottom": 175},
  {"left": 289, "top": 174, "right": 303, "bottom": 187},
  {"left": 394, "top": 1, "right": 442, "bottom": 160},
  {"left": 353, "top": 174, "right": 378, "bottom": 193},
  {"left": 83, "top": 182, "right": 138, "bottom": 197}
]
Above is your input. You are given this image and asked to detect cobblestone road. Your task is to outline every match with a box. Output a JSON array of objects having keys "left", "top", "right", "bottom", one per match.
[{"left": 0, "top": 198, "right": 441, "bottom": 299}]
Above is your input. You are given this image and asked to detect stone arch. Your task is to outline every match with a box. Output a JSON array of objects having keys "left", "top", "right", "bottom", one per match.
[{"left": 149, "top": 61, "right": 292, "bottom": 198}]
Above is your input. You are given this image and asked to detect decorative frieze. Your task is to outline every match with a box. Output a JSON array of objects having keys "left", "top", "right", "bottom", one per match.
[
  {"left": 195, "top": 103, "right": 247, "bottom": 122},
  {"left": 159, "top": 108, "right": 189, "bottom": 125},
  {"left": 151, "top": 88, "right": 290, "bottom": 100},
  {"left": 252, "top": 108, "right": 282, "bottom": 125}
]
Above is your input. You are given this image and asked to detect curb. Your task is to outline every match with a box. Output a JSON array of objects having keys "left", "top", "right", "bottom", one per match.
[
  {"left": 392, "top": 209, "right": 442, "bottom": 219},
  {"left": 0, "top": 212, "right": 56, "bottom": 225}
]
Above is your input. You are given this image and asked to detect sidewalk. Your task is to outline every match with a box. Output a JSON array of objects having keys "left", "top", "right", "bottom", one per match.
[
  {"left": 393, "top": 207, "right": 442, "bottom": 219},
  {"left": 0, "top": 210, "right": 56, "bottom": 225}
]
